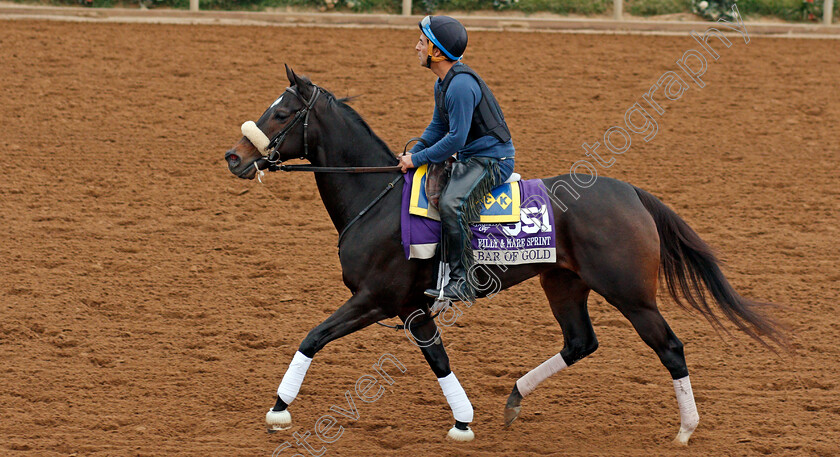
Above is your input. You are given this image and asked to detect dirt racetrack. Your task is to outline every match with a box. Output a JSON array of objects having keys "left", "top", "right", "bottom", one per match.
[{"left": 1, "top": 19, "right": 839, "bottom": 456}]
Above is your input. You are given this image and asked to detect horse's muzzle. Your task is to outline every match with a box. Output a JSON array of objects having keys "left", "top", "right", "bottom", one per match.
[
  {"left": 225, "top": 149, "right": 241, "bottom": 169},
  {"left": 226, "top": 149, "right": 266, "bottom": 180}
]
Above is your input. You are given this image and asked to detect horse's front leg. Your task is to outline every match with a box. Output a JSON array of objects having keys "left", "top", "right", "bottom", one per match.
[
  {"left": 402, "top": 310, "right": 475, "bottom": 442},
  {"left": 266, "top": 292, "right": 389, "bottom": 432}
]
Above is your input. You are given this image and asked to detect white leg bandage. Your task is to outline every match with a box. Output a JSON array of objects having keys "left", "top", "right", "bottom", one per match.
[
  {"left": 516, "top": 353, "right": 568, "bottom": 397},
  {"left": 438, "top": 373, "right": 474, "bottom": 423},
  {"left": 277, "top": 351, "right": 313, "bottom": 405},
  {"left": 673, "top": 375, "right": 700, "bottom": 444}
]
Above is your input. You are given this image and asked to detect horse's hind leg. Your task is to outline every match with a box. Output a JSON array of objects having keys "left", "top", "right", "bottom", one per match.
[
  {"left": 402, "top": 310, "right": 475, "bottom": 442},
  {"left": 584, "top": 262, "right": 699, "bottom": 445},
  {"left": 612, "top": 298, "right": 698, "bottom": 445},
  {"left": 505, "top": 268, "right": 595, "bottom": 427}
]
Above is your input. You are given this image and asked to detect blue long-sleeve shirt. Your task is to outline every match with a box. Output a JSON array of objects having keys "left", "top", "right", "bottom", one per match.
[{"left": 410, "top": 71, "right": 515, "bottom": 182}]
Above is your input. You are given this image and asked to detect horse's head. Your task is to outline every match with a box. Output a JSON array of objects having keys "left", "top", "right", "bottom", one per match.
[{"left": 225, "top": 65, "right": 322, "bottom": 179}]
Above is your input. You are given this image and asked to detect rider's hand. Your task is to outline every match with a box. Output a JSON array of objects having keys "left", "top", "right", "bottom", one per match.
[{"left": 399, "top": 153, "right": 415, "bottom": 173}]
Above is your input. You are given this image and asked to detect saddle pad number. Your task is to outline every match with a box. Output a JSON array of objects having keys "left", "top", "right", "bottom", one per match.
[{"left": 502, "top": 205, "right": 552, "bottom": 237}]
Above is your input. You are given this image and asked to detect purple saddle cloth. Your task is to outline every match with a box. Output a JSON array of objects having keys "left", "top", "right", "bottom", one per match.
[{"left": 400, "top": 170, "right": 557, "bottom": 265}]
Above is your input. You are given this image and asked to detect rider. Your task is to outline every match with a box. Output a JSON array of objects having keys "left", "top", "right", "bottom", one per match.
[{"left": 399, "top": 15, "right": 515, "bottom": 302}]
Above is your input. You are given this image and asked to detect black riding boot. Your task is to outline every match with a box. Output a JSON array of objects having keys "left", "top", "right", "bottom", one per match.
[
  {"left": 425, "top": 219, "right": 475, "bottom": 302},
  {"left": 424, "top": 158, "right": 500, "bottom": 302}
]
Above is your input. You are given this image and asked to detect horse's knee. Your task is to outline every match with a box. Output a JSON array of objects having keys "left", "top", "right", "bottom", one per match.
[
  {"left": 298, "top": 330, "right": 324, "bottom": 358},
  {"left": 422, "top": 347, "right": 451, "bottom": 378},
  {"left": 429, "top": 358, "right": 451, "bottom": 378},
  {"left": 416, "top": 331, "right": 451, "bottom": 377},
  {"left": 564, "top": 335, "right": 598, "bottom": 365}
]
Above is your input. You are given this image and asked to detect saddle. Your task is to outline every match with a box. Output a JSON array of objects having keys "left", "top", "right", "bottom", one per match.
[{"left": 425, "top": 158, "right": 455, "bottom": 210}]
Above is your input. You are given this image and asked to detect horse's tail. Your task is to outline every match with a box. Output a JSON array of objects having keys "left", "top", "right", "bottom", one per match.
[{"left": 632, "top": 186, "right": 784, "bottom": 349}]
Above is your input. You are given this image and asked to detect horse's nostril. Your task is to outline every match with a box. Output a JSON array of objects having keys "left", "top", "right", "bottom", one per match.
[{"left": 225, "top": 151, "right": 240, "bottom": 164}]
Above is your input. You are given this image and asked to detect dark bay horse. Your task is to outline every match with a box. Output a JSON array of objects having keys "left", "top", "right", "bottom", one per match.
[{"left": 224, "top": 66, "right": 781, "bottom": 445}]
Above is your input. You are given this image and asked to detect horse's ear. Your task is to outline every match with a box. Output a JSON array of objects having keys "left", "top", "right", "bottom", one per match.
[
  {"left": 284, "top": 64, "right": 314, "bottom": 99},
  {"left": 285, "top": 64, "right": 296, "bottom": 86}
]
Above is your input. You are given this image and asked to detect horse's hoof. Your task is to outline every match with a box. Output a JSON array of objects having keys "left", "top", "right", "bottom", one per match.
[
  {"left": 504, "top": 384, "right": 523, "bottom": 428},
  {"left": 672, "top": 427, "right": 694, "bottom": 446},
  {"left": 447, "top": 425, "right": 475, "bottom": 442},
  {"left": 266, "top": 409, "right": 292, "bottom": 432},
  {"left": 503, "top": 405, "right": 521, "bottom": 428}
]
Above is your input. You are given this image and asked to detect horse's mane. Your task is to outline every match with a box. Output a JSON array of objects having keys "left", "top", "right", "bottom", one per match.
[{"left": 323, "top": 90, "right": 399, "bottom": 165}]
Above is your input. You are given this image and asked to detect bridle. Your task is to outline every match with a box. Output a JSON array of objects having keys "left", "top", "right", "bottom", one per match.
[
  {"left": 244, "top": 87, "right": 443, "bottom": 330},
  {"left": 244, "top": 85, "right": 431, "bottom": 249},
  {"left": 259, "top": 85, "right": 404, "bottom": 174},
  {"left": 263, "top": 85, "right": 321, "bottom": 169}
]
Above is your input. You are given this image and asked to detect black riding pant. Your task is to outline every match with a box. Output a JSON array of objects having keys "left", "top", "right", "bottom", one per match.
[{"left": 438, "top": 157, "right": 502, "bottom": 289}]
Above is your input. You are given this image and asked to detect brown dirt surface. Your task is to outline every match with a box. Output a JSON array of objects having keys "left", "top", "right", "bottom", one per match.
[{"left": 1, "top": 20, "right": 838, "bottom": 457}]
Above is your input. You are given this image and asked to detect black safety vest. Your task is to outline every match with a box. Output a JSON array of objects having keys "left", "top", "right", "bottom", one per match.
[{"left": 435, "top": 64, "right": 512, "bottom": 145}]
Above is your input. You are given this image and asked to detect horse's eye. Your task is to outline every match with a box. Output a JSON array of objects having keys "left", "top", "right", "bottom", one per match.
[{"left": 274, "top": 110, "right": 290, "bottom": 120}]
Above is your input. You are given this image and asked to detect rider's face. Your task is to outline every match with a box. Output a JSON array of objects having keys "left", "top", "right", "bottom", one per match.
[{"left": 416, "top": 34, "right": 428, "bottom": 66}]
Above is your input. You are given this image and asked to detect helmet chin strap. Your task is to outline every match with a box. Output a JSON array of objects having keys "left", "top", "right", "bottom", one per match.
[{"left": 425, "top": 43, "right": 448, "bottom": 68}]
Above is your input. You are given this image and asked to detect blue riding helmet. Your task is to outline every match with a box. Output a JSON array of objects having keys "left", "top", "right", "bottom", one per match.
[{"left": 419, "top": 15, "right": 468, "bottom": 61}]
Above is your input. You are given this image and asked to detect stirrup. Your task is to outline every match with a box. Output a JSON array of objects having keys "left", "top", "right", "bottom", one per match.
[
  {"left": 430, "top": 297, "right": 452, "bottom": 314},
  {"left": 424, "top": 282, "right": 474, "bottom": 303}
]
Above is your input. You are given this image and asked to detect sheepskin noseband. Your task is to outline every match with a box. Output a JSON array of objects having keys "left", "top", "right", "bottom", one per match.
[{"left": 241, "top": 121, "right": 270, "bottom": 153}]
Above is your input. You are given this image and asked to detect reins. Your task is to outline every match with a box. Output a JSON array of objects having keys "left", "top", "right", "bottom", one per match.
[
  {"left": 336, "top": 173, "right": 403, "bottom": 247},
  {"left": 252, "top": 92, "right": 442, "bottom": 330},
  {"left": 259, "top": 85, "right": 423, "bottom": 175},
  {"left": 259, "top": 97, "right": 430, "bottom": 247},
  {"left": 271, "top": 164, "right": 402, "bottom": 173}
]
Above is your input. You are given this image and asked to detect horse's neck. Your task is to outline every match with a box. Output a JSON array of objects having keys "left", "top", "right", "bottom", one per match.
[{"left": 311, "top": 118, "right": 399, "bottom": 234}]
